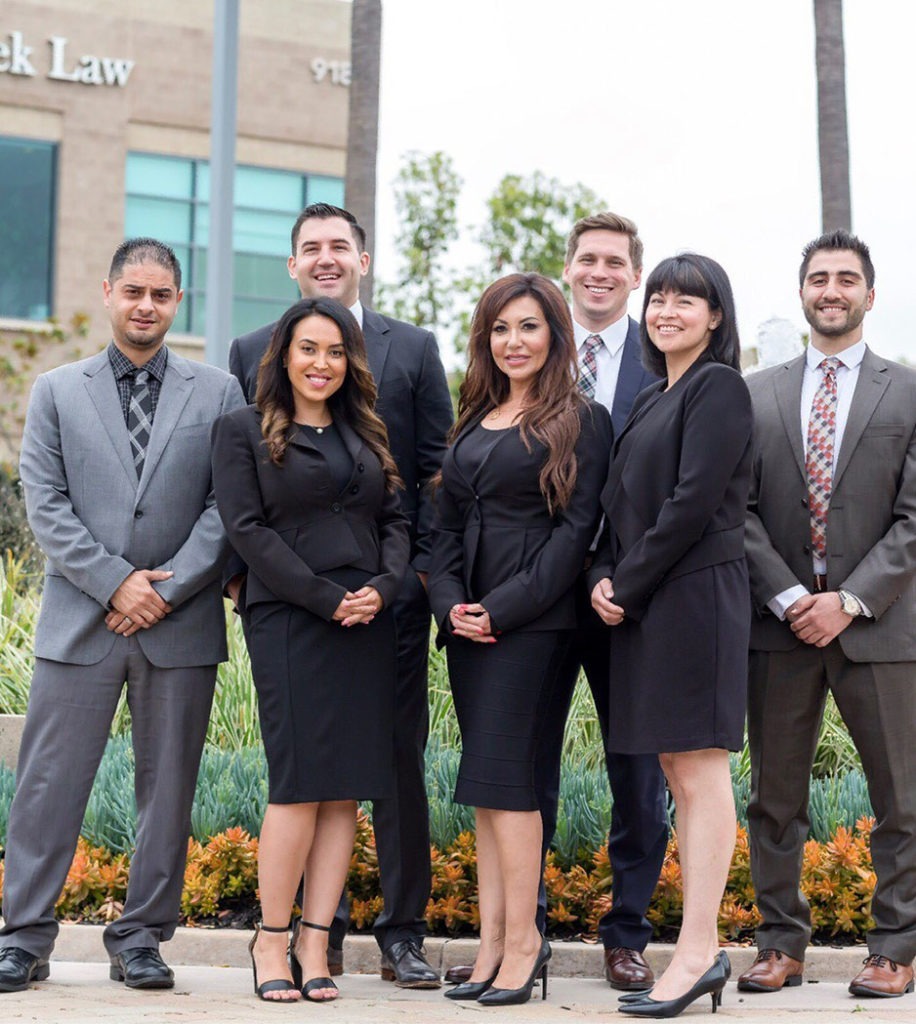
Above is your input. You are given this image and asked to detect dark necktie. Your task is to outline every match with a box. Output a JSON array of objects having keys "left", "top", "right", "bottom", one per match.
[
  {"left": 127, "top": 369, "right": 153, "bottom": 477},
  {"left": 578, "top": 334, "right": 602, "bottom": 399},
  {"left": 805, "top": 356, "right": 840, "bottom": 559}
]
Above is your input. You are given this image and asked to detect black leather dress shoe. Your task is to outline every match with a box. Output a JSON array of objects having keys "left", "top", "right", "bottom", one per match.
[
  {"left": 380, "top": 939, "right": 441, "bottom": 988},
  {"left": 109, "top": 948, "right": 175, "bottom": 989},
  {"left": 0, "top": 947, "right": 50, "bottom": 993}
]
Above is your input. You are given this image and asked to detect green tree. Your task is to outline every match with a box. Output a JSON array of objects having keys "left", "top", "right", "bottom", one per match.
[
  {"left": 480, "top": 172, "right": 606, "bottom": 280},
  {"left": 376, "top": 150, "right": 462, "bottom": 335}
]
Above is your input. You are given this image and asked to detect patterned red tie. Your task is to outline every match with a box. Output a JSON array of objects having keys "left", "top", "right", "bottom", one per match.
[
  {"left": 578, "top": 334, "right": 602, "bottom": 398},
  {"left": 805, "top": 356, "right": 840, "bottom": 559}
]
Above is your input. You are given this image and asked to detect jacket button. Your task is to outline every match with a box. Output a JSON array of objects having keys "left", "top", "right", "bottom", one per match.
[
  {"left": 331, "top": 502, "right": 342, "bottom": 513},
  {"left": 358, "top": 463, "right": 365, "bottom": 472},
  {"left": 802, "top": 545, "right": 811, "bottom": 554},
  {"left": 800, "top": 497, "right": 808, "bottom": 507},
  {"left": 350, "top": 485, "right": 359, "bottom": 495},
  {"left": 134, "top": 510, "right": 143, "bottom": 519}
]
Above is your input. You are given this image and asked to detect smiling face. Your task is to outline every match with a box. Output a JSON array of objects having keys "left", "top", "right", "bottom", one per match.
[
  {"left": 284, "top": 313, "right": 348, "bottom": 422},
  {"left": 489, "top": 293, "right": 551, "bottom": 396},
  {"left": 287, "top": 215, "right": 370, "bottom": 306},
  {"left": 103, "top": 261, "right": 182, "bottom": 364},
  {"left": 801, "top": 249, "right": 874, "bottom": 351},
  {"left": 645, "top": 290, "right": 720, "bottom": 378},
  {"left": 563, "top": 229, "right": 641, "bottom": 332}
]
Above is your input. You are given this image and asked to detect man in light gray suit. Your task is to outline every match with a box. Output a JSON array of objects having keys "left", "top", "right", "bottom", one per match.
[
  {"left": 0, "top": 239, "right": 244, "bottom": 993},
  {"left": 741, "top": 230, "right": 916, "bottom": 998}
]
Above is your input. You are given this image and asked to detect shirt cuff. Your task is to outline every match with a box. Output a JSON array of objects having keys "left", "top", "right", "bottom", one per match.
[{"left": 768, "top": 584, "right": 810, "bottom": 621}]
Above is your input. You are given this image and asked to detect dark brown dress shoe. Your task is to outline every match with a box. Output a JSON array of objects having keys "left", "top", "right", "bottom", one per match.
[
  {"left": 737, "top": 948, "right": 804, "bottom": 992},
  {"left": 326, "top": 945, "right": 343, "bottom": 978},
  {"left": 849, "top": 954, "right": 915, "bottom": 997},
  {"left": 604, "top": 947, "right": 654, "bottom": 990},
  {"left": 444, "top": 964, "right": 474, "bottom": 984}
]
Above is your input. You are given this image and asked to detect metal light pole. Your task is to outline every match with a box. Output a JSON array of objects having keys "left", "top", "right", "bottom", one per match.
[{"left": 204, "top": 0, "right": 239, "bottom": 368}]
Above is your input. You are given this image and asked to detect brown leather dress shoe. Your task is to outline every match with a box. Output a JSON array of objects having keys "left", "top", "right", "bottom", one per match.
[
  {"left": 849, "top": 954, "right": 915, "bottom": 997},
  {"left": 444, "top": 964, "right": 474, "bottom": 984},
  {"left": 737, "top": 948, "right": 804, "bottom": 992},
  {"left": 326, "top": 946, "right": 343, "bottom": 979},
  {"left": 604, "top": 947, "right": 654, "bottom": 990}
]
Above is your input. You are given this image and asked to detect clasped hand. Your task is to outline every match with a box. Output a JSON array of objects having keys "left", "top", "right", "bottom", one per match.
[
  {"left": 590, "top": 577, "right": 625, "bottom": 626},
  {"left": 449, "top": 603, "right": 496, "bottom": 643},
  {"left": 333, "top": 586, "right": 383, "bottom": 627},
  {"left": 786, "top": 592, "right": 853, "bottom": 647},
  {"left": 106, "top": 569, "right": 174, "bottom": 636}
]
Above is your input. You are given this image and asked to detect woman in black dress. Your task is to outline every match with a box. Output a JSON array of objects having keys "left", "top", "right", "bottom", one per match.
[
  {"left": 211, "top": 297, "right": 408, "bottom": 1003},
  {"left": 429, "top": 273, "right": 612, "bottom": 1005},
  {"left": 588, "top": 255, "right": 752, "bottom": 1018}
]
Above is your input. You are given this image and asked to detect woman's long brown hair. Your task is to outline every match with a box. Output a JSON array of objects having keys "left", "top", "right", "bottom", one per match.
[
  {"left": 452, "top": 273, "right": 584, "bottom": 513},
  {"left": 255, "top": 297, "right": 402, "bottom": 492}
]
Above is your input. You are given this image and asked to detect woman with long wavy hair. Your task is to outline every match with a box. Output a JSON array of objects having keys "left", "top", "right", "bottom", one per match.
[
  {"left": 211, "top": 297, "right": 408, "bottom": 1003},
  {"left": 429, "top": 273, "right": 612, "bottom": 1005}
]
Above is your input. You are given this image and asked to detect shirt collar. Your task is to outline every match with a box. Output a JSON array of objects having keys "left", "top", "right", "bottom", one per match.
[
  {"left": 349, "top": 299, "right": 364, "bottom": 328},
  {"left": 107, "top": 340, "right": 168, "bottom": 382},
  {"left": 806, "top": 338, "right": 866, "bottom": 372},
  {"left": 573, "top": 311, "right": 629, "bottom": 357}
]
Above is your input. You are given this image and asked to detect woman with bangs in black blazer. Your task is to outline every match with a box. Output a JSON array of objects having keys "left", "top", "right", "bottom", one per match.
[
  {"left": 588, "top": 254, "right": 753, "bottom": 1019},
  {"left": 429, "top": 273, "right": 612, "bottom": 1006}
]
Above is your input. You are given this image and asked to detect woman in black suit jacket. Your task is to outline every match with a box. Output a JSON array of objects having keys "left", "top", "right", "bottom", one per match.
[
  {"left": 589, "top": 255, "right": 752, "bottom": 1018},
  {"left": 211, "top": 298, "right": 409, "bottom": 1003},
  {"left": 429, "top": 274, "right": 612, "bottom": 1005}
]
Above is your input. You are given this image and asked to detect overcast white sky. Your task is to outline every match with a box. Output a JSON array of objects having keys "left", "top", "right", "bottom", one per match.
[{"left": 372, "top": 0, "right": 916, "bottom": 364}]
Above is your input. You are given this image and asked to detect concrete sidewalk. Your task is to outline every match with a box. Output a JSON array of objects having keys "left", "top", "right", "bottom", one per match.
[{"left": 0, "top": 925, "right": 910, "bottom": 1021}]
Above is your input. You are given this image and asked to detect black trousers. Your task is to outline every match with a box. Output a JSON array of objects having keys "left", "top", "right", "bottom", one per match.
[
  {"left": 534, "top": 575, "right": 669, "bottom": 950},
  {"left": 330, "top": 569, "right": 432, "bottom": 951}
]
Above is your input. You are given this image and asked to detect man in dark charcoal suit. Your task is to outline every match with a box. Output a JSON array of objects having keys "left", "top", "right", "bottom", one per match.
[
  {"left": 0, "top": 239, "right": 244, "bottom": 993},
  {"left": 228, "top": 203, "right": 453, "bottom": 987},
  {"left": 740, "top": 230, "right": 916, "bottom": 998},
  {"left": 446, "top": 212, "right": 669, "bottom": 990}
]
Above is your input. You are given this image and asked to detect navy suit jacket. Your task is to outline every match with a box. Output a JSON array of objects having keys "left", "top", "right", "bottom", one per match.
[
  {"left": 607, "top": 317, "right": 660, "bottom": 436},
  {"left": 228, "top": 307, "right": 453, "bottom": 573}
]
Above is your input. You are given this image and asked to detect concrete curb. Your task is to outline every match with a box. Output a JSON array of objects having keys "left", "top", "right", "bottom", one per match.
[{"left": 53, "top": 923, "right": 869, "bottom": 981}]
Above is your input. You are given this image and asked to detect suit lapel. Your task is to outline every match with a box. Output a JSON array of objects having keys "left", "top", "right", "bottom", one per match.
[
  {"left": 362, "top": 308, "right": 392, "bottom": 385},
  {"left": 833, "top": 347, "right": 890, "bottom": 490},
  {"left": 136, "top": 352, "right": 193, "bottom": 501},
  {"left": 774, "top": 356, "right": 807, "bottom": 484},
  {"left": 83, "top": 351, "right": 137, "bottom": 486},
  {"left": 610, "top": 318, "right": 645, "bottom": 435}
]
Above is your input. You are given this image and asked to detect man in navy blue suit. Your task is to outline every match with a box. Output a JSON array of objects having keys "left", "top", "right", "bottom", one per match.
[
  {"left": 546, "top": 213, "right": 668, "bottom": 990},
  {"left": 227, "top": 204, "right": 453, "bottom": 989}
]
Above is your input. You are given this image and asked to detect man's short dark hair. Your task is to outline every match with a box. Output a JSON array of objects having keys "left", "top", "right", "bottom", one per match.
[
  {"left": 566, "top": 212, "right": 643, "bottom": 272},
  {"left": 109, "top": 238, "right": 182, "bottom": 291},
  {"left": 799, "top": 230, "right": 875, "bottom": 290},
  {"left": 289, "top": 203, "right": 367, "bottom": 256}
]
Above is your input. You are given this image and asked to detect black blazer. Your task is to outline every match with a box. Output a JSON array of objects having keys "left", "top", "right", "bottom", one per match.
[
  {"left": 609, "top": 316, "right": 662, "bottom": 435},
  {"left": 228, "top": 307, "right": 453, "bottom": 572},
  {"left": 429, "top": 402, "right": 613, "bottom": 637},
  {"left": 211, "top": 405, "right": 410, "bottom": 622},
  {"left": 588, "top": 359, "right": 753, "bottom": 621}
]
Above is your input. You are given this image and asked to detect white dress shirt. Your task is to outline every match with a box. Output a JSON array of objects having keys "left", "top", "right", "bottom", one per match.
[
  {"left": 350, "top": 299, "right": 364, "bottom": 327},
  {"left": 574, "top": 313, "right": 629, "bottom": 413},
  {"left": 768, "top": 339, "right": 871, "bottom": 619}
]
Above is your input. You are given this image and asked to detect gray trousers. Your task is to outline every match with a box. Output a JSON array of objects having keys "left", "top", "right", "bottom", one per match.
[
  {"left": 0, "top": 637, "right": 216, "bottom": 959},
  {"left": 747, "top": 642, "right": 916, "bottom": 964}
]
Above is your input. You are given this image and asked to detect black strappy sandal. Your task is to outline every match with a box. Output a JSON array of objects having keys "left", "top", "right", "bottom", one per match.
[
  {"left": 291, "top": 919, "right": 340, "bottom": 1003},
  {"left": 249, "top": 922, "right": 300, "bottom": 1001}
]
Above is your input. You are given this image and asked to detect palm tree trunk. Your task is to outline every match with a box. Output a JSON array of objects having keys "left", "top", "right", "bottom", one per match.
[
  {"left": 345, "top": 0, "right": 382, "bottom": 304},
  {"left": 813, "top": 0, "right": 852, "bottom": 232}
]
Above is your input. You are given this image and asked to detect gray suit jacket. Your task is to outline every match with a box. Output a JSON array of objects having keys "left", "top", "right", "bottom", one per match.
[
  {"left": 19, "top": 347, "right": 245, "bottom": 668},
  {"left": 745, "top": 346, "right": 916, "bottom": 662}
]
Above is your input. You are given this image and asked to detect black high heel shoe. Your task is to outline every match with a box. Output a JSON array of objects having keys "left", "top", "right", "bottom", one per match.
[
  {"left": 444, "top": 967, "right": 500, "bottom": 1000},
  {"left": 476, "top": 938, "right": 551, "bottom": 1006},
  {"left": 619, "top": 951, "right": 730, "bottom": 1018},
  {"left": 290, "top": 919, "right": 339, "bottom": 1002},
  {"left": 249, "top": 923, "right": 300, "bottom": 1001}
]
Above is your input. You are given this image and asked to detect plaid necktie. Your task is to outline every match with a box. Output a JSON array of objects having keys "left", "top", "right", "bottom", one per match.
[
  {"left": 127, "top": 369, "right": 153, "bottom": 477},
  {"left": 805, "top": 356, "right": 840, "bottom": 559},
  {"left": 578, "top": 334, "right": 602, "bottom": 399}
]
